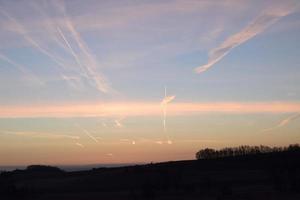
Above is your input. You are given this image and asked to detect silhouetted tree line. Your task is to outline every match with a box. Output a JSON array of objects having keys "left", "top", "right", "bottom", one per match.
[{"left": 196, "top": 144, "right": 300, "bottom": 160}]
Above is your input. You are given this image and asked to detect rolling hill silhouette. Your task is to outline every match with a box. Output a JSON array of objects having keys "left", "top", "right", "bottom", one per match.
[{"left": 1, "top": 145, "right": 299, "bottom": 200}]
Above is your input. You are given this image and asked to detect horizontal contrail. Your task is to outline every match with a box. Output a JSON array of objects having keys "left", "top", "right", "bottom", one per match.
[
  {"left": 195, "top": 3, "right": 296, "bottom": 73},
  {"left": 0, "top": 130, "right": 80, "bottom": 140},
  {"left": 1, "top": 102, "right": 300, "bottom": 118},
  {"left": 261, "top": 113, "right": 300, "bottom": 133}
]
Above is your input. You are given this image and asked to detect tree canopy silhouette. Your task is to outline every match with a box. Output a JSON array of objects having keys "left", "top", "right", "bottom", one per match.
[{"left": 196, "top": 144, "right": 300, "bottom": 160}]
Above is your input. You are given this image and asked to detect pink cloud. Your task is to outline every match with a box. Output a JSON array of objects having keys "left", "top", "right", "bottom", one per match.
[{"left": 1, "top": 101, "right": 300, "bottom": 118}]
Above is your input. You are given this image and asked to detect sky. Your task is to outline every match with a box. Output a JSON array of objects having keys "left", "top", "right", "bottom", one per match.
[{"left": 0, "top": 0, "right": 300, "bottom": 166}]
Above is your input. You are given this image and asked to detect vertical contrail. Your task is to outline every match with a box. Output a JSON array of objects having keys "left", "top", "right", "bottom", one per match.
[
  {"left": 163, "top": 87, "right": 167, "bottom": 132},
  {"left": 160, "top": 86, "right": 175, "bottom": 144}
]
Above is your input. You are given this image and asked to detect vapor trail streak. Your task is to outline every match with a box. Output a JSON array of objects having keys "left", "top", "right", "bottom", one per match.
[
  {"left": 57, "top": 27, "right": 88, "bottom": 78},
  {"left": 64, "top": 19, "right": 111, "bottom": 93},
  {"left": 0, "top": 53, "right": 43, "bottom": 85},
  {"left": 81, "top": 129, "right": 99, "bottom": 143},
  {"left": 1, "top": 130, "right": 80, "bottom": 140},
  {"left": 0, "top": 8, "right": 67, "bottom": 69},
  {"left": 261, "top": 113, "right": 300, "bottom": 133},
  {"left": 161, "top": 87, "right": 175, "bottom": 132},
  {"left": 75, "top": 142, "right": 85, "bottom": 148},
  {"left": 195, "top": 4, "right": 295, "bottom": 73},
  {"left": 0, "top": 7, "right": 81, "bottom": 89}
]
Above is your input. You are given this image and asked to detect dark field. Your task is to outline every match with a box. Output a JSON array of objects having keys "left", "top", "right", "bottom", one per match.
[{"left": 1, "top": 151, "right": 300, "bottom": 200}]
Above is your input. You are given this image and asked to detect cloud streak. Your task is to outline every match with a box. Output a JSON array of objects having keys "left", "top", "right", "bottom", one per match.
[
  {"left": 0, "top": 130, "right": 80, "bottom": 140},
  {"left": 195, "top": 3, "right": 296, "bottom": 73},
  {"left": 74, "top": 124, "right": 100, "bottom": 144},
  {"left": 261, "top": 113, "right": 300, "bottom": 133},
  {"left": 52, "top": 0, "right": 112, "bottom": 93},
  {"left": 75, "top": 142, "right": 85, "bottom": 148},
  {"left": 0, "top": 2, "right": 112, "bottom": 93},
  {"left": 0, "top": 53, "right": 43, "bottom": 85},
  {"left": 4, "top": 102, "right": 299, "bottom": 118},
  {"left": 0, "top": 8, "right": 69, "bottom": 70}
]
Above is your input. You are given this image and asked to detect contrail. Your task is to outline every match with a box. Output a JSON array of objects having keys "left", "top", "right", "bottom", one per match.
[
  {"left": 195, "top": 3, "right": 296, "bottom": 73},
  {"left": 53, "top": 0, "right": 112, "bottom": 93},
  {"left": 74, "top": 123, "right": 100, "bottom": 144},
  {"left": 82, "top": 129, "right": 100, "bottom": 143},
  {"left": 261, "top": 113, "right": 300, "bottom": 133},
  {"left": 63, "top": 18, "right": 112, "bottom": 93},
  {"left": 27, "top": 1, "right": 75, "bottom": 54},
  {"left": 0, "top": 7, "right": 81, "bottom": 90},
  {"left": 56, "top": 27, "right": 89, "bottom": 79},
  {"left": 114, "top": 120, "right": 123, "bottom": 127},
  {"left": 0, "top": 7, "right": 84, "bottom": 90},
  {"left": 102, "top": 122, "right": 107, "bottom": 127},
  {"left": 160, "top": 86, "right": 175, "bottom": 144},
  {"left": 120, "top": 139, "right": 136, "bottom": 145},
  {"left": 114, "top": 117, "right": 125, "bottom": 128},
  {"left": 0, "top": 8, "right": 68, "bottom": 70},
  {"left": 75, "top": 142, "right": 85, "bottom": 148},
  {"left": 55, "top": 1, "right": 113, "bottom": 93},
  {"left": 161, "top": 86, "right": 175, "bottom": 132},
  {"left": 1, "top": 130, "right": 80, "bottom": 140},
  {"left": 0, "top": 53, "right": 43, "bottom": 85}
]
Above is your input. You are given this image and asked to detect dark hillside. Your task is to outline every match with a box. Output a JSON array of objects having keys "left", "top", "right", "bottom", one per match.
[{"left": 1, "top": 150, "right": 300, "bottom": 200}]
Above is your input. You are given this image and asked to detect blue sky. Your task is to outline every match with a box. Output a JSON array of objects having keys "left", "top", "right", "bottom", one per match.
[{"left": 0, "top": 0, "right": 299, "bottom": 165}]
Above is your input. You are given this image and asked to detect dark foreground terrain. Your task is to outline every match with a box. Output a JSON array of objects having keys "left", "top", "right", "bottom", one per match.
[{"left": 1, "top": 151, "right": 300, "bottom": 200}]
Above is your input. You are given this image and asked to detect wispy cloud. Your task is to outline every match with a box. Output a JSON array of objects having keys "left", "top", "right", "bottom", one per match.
[
  {"left": 195, "top": 3, "right": 296, "bottom": 73},
  {"left": 261, "top": 113, "right": 300, "bottom": 133}
]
